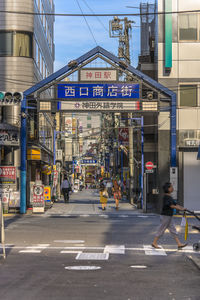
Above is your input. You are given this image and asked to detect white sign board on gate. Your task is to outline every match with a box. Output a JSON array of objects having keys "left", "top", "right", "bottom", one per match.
[
  {"left": 61, "top": 101, "right": 140, "bottom": 112},
  {"left": 80, "top": 69, "right": 117, "bottom": 81}
]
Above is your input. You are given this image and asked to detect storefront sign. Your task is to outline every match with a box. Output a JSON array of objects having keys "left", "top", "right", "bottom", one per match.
[
  {"left": 185, "top": 139, "right": 199, "bottom": 147},
  {"left": 27, "top": 149, "right": 41, "bottom": 160},
  {"left": 0, "top": 167, "right": 16, "bottom": 184},
  {"left": 44, "top": 186, "right": 51, "bottom": 202},
  {"left": 0, "top": 131, "right": 19, "bottom": 146},
  {"left": 57, "top": 83, "right": 140, "bottom": 99},
  {"left": 32, "top": 184, "right": 44, "bottom": 213},
  {"left": 53, "top": 170, "right": 58, "bottom": 186},
  {"left": 65, "top": 117, "right": 72, "bottom": 134},
  {"left": 119, "top": 128, "right": 129, "bottom": 145},
  {"left": 9, "top": 191, "right": 20, "bottom": 208},
  {"left": 80, "top": 69, "right": 117, "bottom": 81},
  {"left": 81, "top": 159, "right": 97, "bottom": 164}
]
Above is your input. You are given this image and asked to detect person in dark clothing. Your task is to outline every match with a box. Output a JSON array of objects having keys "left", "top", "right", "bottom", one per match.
[
  {"left": 61, "top": 177, "right": 71, "bottom": 203},
  {"left": 152, "top": 182, "right": 188, "bottom": 250}
]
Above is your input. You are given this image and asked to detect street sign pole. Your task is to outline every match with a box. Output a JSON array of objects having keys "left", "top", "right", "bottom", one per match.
[
  {"left": 141, "top": 116, "right": 144, "bottom": 209},
  {"left": 20, "top": 94, "right": 27, "bottom": 214},
  {"left": 0, "top": 200, "right": 6, "bottom": 259}
]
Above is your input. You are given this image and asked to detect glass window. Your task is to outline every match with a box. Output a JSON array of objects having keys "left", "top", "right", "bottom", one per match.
[
  {"left": 37, "top": 0, "right": 40, "bottom": 12},
  {"left": 180, "top": 85, "right": 197, "bottom": 107},
  {"left": 87, "top": 124, "right": 91, "bottom": 128},
  {"left": 87, "top": 116, "right": 91, "bottom": 120},
  {"left": 13, "top": 32, "right": 33, "bottom": 57},
  {"left": 179, "top": 14, "right": 198, "bottom": 40},
  {"left": 0, "top": 32, "right": 13, "bottom": 55}
]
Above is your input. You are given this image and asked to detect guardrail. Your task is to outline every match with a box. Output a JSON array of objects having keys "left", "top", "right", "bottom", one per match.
[{"left": 0, "top": 200, "right": 6, "bottom": 259}]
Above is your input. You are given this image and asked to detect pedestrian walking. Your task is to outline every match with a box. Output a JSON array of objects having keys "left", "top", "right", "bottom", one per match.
[
  {"left": 99, "top": 182, "right": 108, "bottom": 211},
  {"left": 112, "top": 179, "right": 121, "bottom": 210},
  {"left": 61, "top": 176, "right": 71, "bottom": 203},
  {"left": 106, "top": 179, "right": 113, "bottom": 198},
  {"left": 152, "top": 182, "right": 188, "bottom": 250}
]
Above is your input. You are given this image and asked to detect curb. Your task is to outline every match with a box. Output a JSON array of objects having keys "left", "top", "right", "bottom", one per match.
[{"left": 186, "top": 254, "right": 200, "bottom": 270}]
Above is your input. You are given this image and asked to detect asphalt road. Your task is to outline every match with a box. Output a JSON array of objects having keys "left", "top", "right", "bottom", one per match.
[{"left": 0, "top": 190, "right": 200, "bottom": 300}]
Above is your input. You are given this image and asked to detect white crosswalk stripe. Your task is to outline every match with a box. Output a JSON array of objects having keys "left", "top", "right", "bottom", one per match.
[
  {"left": 104, "top": 245, "right": 125, "bottom": 254},
  {"left": 19, "top": 244, "right": 50, "bottom": 254},
  {"left": 143, "top": 245, "right": 167, "bottom": 256},
  {"left": 2, "top": 244, "right": 198, "bottom": 257}
]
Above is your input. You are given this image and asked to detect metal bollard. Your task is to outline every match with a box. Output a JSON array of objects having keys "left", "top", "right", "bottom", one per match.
[{"left": 0, "top": 200, "right": 6, "bottom": 259}]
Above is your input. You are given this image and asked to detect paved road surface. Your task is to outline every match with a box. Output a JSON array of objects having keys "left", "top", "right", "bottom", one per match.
[{"left": 0, "top": 190, "right": 199, "bottom": 300}]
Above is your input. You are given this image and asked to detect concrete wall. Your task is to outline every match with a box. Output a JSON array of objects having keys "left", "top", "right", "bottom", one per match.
[{"left": 158, "top": 0, "right": 200, "bottom": 208}]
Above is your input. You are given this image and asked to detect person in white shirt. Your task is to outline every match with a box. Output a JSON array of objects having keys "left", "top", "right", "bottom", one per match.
[
  {"left": 106, "top": 180, "right": 113, "bottom": 198},
  {"left": 61, "top": 177, "right": 71, "bottom": 203}
]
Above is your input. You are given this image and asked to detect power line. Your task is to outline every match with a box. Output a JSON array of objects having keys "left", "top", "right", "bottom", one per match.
[
  {"left": 75, "top": 0, "right": 98, "bottom": 46},
  {"left": 0, "top": 9, "right": 200, "bottom": 17},
  {"left": 81, "top": 0, "right": 109, "bottom": 33}
]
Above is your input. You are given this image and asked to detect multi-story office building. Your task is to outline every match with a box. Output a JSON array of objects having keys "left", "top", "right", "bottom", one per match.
[
  {"left": 0, "top": 0, "right": 55, "bottom": 208},
  {"left": 139, "top": 0, "right": 200, "bottom": 211}
]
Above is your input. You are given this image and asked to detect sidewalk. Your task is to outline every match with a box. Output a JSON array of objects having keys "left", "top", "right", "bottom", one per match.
[{"left": 44, "top": 189, "right": 147, "bottom": 216}]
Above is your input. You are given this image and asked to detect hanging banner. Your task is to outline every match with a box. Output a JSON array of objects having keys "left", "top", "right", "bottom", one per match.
[{"left": 119, "top": 128, "right": 129, "bottom": 145}]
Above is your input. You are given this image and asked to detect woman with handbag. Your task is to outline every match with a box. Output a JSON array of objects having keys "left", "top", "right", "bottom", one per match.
[
  {"left": 112, "top": 179, "right": 121, "bottom": 210},
  {"left": 152, "top": 182, "right": 187, "bottom": 250},
  {"left": 99, "top": 183, "right": 108, "bottom": 211}
]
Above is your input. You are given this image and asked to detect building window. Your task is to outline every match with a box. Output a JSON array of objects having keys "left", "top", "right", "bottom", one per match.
[
  {"left": 180, "top": 85, "right": 197, "bottom": 107},
  {"left": 87, "top": 124, "right": 91, "bottom": 129},
  {"left": 87, "top": 116, "right": 91, "bottom": 120},
  {"left": 0, "top": 31, "right": 32, "bottom": 57},
  {"left": 13, "top": 32, "right": 33, "bottom": 57},
  {"left": 0, "top": 32, "right": 13, "bottom": 55},
  {"left": 179, "top": 14, "right": 198, "bottom": 40}
]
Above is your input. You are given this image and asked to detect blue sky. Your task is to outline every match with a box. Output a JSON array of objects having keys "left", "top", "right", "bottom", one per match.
[{"left": 54, "top": 0, "right": 154, "bottom": 71}]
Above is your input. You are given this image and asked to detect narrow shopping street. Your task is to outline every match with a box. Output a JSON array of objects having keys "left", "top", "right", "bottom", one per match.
[{"left": 0, "top": 189, "right": 200, "bottom": 300}]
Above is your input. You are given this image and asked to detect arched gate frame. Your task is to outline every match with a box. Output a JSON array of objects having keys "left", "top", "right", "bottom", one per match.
[{"left": 20, "top": 46, "right": 176, "bottom": 213}]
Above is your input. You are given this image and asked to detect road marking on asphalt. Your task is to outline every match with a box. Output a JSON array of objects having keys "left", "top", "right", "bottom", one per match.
[
  {"left": 54, "top": 240, "right": 85, "bottom": 244},
  {"left": 76, "top": 253, "right": 109, "bottom": 260},
  {"left": 19, "top": 249, "right": 42, "bottom": 253},
  {"left": 63, "top": 246, "right": 86, "bottom": 250},
  {"left": 99, "top": 215, "right": 109, "bottom": 218},
  {"left": 177, "top": 245, "right": 195, "bottom": 253},
  {"left": 80, "top": 214, "right": 90, "bottom": 217},
  {"left": 19, "top": 244, "right": 49, "bottom": 253},
  {"left": 65, "top": 266, "right": 101, "bottom": 270},
  {"left": 60, "top": 251, "right": 83, "bottom": 254},
  {"left": 130, "top": 265, "right": 147, "bottom": 269},
  {"left": 26, "top": 244, "right": 50, "bottom": 249},
  {"left": 104, "top": 245, "right": 125, "bottom": 254},
  {"left": 143, "top": 245, "right": 167, "bottom": 256}
]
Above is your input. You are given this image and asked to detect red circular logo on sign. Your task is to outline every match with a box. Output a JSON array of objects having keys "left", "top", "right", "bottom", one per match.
[{"left": 145, "top": 161, "right": 154, "bottom": 170}]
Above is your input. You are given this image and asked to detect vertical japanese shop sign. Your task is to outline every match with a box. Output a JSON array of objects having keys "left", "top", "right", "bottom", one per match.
[
  {"left": 119, "top": 128, "right": 129, "bottom": 145},
  {"left": 32, "top": 184, "right": 44, "bottom": 213}
]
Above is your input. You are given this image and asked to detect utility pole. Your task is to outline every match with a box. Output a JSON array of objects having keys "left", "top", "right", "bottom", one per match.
[
  {"left": 109, "top": 16, "right": 135, "bottom": 203},
  {"left": 128, "top": 115, "right": 134, "bottom": 204},
  {"left": 109, "top": 16, "right": 134, "bottom": 64}
]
